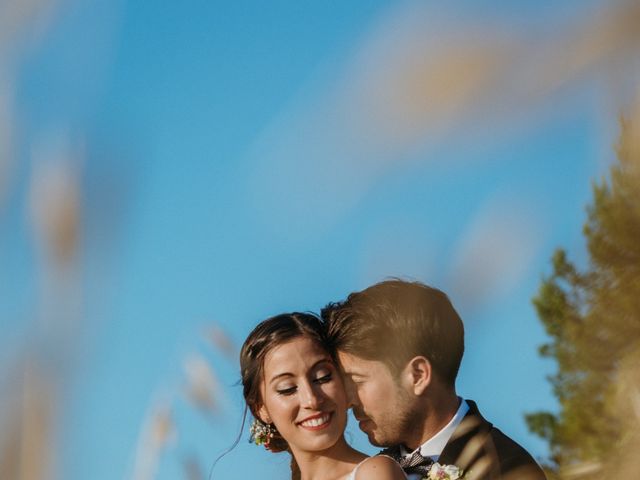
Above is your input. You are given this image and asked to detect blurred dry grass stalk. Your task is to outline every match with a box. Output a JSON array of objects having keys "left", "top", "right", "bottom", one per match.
[
  {"left": 1, "top": 3, "right": 82, "bottom": 479},
  {"left": 129, "top": 401, "right": 176, "bottom": 480},
  {"left": 0, "top": 87, "right": 13, "bottom": 210},
  {"left": 0, "top": 360, "right": 56, "bottom": 480},
  {"left": 0, "top": 0, "right": 59, "bottom": 211},
  {"left": 204, "top": 325, "right": 237, "bottom": 362},
  {"left": 0, "top": 1, "right": 639, "bottom": 480},
  {"left": 362, "top": 0, "right": 640, "bottom": 152},
  {"left": 556, "top": 350, "right": 640, "bottom": 480},
  {"left": 183, "top": 354, "right": 221, "bottom": 413},
  {"left": 0, "top": 150, "right": 81, "bottom": 480},
  {"left": 247, "top": 0, "right": 640, "bottom": 248},
  {"left": 181, "top": 454, "right": 206, "bottom": 480},
  {"left": 127, "top": 338, "right": 233, "bottom": 480}
]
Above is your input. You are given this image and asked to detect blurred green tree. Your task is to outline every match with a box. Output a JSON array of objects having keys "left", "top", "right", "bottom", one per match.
[{"left": 526, "top": 115, "right": 640, "bottom": 478}]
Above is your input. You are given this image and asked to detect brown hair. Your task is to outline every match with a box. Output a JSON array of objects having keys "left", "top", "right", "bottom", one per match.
[
  {"left": 239, "top": 312, "right": 328, "bottom": 479},
  {"left": 322, "top": 279, "right": 464, "bottom": 387}
]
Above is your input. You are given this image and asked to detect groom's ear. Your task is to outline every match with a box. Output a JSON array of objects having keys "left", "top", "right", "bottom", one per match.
[{"left": 405, "top": 356, "right": 432, "bottom": 396}]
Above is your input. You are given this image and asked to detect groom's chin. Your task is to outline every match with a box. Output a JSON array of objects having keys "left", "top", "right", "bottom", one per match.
[
  {"left": 366, "top": 433, "right": 384, "bottom": 447},
  {"left": 366, "top": 431, "right": 394, "bottom": 448},
  {"left": 358, "top": 422, "right": 382, "bottom": 447}
]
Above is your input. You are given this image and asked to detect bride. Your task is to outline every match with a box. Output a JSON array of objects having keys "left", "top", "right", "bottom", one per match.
[{"left": 240, "top": 312, "right": 406, "bottom": 480}]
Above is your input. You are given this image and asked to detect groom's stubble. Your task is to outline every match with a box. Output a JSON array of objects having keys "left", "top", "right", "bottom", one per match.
[
  {"left": 367, "top": 376, "right": 422, "bottom": 448},
  {"left": 341, "top": 352, "right": 423, "bottom": 448}
]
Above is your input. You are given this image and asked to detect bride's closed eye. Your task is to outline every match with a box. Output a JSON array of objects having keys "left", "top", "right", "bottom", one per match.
[
  {"left": 274, "top": 369, "right": 333, "bottom": 396},
  {"left": 313, "top": 371, "right": 333, "bottom": 384},
  {"left": 276, "top": 385, "right": 297, "bottom": 396}
]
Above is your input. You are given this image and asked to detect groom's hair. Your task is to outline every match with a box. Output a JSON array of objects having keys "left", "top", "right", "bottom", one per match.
[{"left": 322, "top": 279, "right": 464, "bottom": 387}]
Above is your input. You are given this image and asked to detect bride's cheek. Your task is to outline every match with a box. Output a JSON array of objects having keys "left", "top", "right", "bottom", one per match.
[{"left": 328, "top": 385, "right": 346, "bottom": 406}]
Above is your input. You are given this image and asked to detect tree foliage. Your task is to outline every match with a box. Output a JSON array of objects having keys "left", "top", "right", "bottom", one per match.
[{"left": 526, "top": 115, "right": 640, "bottom": 477}]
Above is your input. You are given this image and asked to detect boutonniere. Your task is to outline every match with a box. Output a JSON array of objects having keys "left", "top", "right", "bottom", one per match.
[{"left": 424, "top": 462, "right": 466, "bottom": 480}]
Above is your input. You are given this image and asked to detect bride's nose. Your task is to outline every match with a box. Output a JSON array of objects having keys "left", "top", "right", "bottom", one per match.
[{"left": 300, "top": 382, "right": 324, "bottom": 409}]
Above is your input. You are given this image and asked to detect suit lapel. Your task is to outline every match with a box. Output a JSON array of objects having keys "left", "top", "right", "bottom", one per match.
[{"left": 438, "top": 400, "right": 498, "bottom": 477}]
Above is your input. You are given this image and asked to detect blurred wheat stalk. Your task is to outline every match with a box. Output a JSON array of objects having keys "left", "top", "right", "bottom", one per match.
[
  {"left": 0, "top": 2, "right": 81, "bottom": 479},
  {"left": 1, "top": 1, "right": 639, "bottom": 480}
]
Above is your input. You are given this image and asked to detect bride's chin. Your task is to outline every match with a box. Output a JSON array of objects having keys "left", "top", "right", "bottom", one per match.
[{"left": 299, "top": 427, "right": 344, "bottom": 448}]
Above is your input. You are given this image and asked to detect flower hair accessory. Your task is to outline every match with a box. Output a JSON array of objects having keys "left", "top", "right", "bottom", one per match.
[
  {"left": 426, "top": 463, "right": 466, "bottom": 480},
  {"left": 249, "top": 418, "right": 275, "bottom": 450}
]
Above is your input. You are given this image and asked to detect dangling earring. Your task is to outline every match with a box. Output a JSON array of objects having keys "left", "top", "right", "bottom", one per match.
[{"left": 249, "top": 418, "right": 275, "bottom": 450}]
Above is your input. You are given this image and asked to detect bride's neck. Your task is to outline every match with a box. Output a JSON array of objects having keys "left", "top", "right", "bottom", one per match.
[{"left": 292, "top": 436, "right": 365, "bottom": 480}]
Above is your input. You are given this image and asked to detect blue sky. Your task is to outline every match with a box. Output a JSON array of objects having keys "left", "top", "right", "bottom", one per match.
[{"left": 1, "top": 0, "right": 631, "bottom": 479}]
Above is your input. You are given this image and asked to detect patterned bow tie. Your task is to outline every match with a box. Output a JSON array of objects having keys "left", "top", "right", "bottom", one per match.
[{"left": 379, "top": 446, "right": 434, "bottom": 476}]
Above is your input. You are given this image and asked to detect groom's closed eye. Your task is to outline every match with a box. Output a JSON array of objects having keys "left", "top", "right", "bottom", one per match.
[{"left": 346, "top": 374, "right": 367, "bottom": 386}]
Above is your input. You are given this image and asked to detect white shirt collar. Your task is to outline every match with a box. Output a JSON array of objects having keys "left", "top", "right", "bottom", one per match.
[{"left": 401, "top": 398, "right": 470, "bottom": 462}]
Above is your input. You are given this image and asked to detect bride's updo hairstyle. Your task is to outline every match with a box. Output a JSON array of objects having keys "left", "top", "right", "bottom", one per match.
[{"left": 240, "top": 312, "right": 328, "bottom": 478}]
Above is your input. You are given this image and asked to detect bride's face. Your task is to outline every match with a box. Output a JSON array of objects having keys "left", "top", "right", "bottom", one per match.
[{"left": 258, "top": 336, "right": 348, "bottom": 455}]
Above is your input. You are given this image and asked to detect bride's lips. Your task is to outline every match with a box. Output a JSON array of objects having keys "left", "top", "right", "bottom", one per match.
[{"left": 298, "top": 412, "right": 333, "bottom": 431}]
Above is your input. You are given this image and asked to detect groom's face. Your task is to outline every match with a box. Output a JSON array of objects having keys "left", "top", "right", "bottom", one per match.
[{"left": 337, "top": 351, "right": 416, "bottom": 447}]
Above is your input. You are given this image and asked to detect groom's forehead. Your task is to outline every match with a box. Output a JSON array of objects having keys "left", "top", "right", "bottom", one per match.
[{"left": 336, "top": 351, "right": 387, "bottom": 375}]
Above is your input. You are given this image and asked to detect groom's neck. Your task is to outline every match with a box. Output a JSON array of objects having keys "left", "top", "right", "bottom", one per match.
[{"left": 406, "top": 389, "right": 460, "bottom": 451}]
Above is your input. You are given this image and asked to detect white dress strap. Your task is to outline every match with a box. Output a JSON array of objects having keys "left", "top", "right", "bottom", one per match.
[{"left": 346, "top": 458, "right": 369, "bottom": 480}]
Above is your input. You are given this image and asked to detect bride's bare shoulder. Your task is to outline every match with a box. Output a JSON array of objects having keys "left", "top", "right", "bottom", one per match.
[{"left": 354, "top": 455, "right": 406, "bottom": 480}]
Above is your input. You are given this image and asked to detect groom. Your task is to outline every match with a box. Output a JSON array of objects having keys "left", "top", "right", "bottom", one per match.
[{"left": 322, "top": 280, "right": 546, "bottom": 480}]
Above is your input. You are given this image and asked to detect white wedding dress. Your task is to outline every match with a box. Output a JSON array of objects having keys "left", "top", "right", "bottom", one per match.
[{"left": 345, "top": 459, "right": 365, "bottom": 480}]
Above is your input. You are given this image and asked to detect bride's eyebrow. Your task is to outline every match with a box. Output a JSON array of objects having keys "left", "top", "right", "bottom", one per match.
[
  {"left": 269, "top": 372, "right": 294, "bottom": 384},
  {"left": 268, "top": 358, "right": 333, "bottom": 384}
]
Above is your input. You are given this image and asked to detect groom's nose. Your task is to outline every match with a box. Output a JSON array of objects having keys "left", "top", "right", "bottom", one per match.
[{"left": 343, "top": 377, "right": 358, "bottom": 407}]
